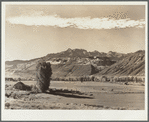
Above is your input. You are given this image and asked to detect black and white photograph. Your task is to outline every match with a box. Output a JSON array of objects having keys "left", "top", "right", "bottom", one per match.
[{"left": 2, "top": 2, "right": 148, "bottom": 121}]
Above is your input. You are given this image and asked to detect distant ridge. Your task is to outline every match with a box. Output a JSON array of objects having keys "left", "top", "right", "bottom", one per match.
[
  {"left": 42, "top": 48, "right": 126, "bottom": 61},
  {"left": 5, "top": 48, "right": 145, "bottom": 78}
]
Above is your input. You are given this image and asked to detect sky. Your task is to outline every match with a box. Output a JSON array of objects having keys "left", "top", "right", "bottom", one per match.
[{"left": 4, "top": 3, "right": 146, "bottom": 61}]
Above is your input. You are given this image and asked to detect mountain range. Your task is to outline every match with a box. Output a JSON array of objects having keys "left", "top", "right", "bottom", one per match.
[{"left": 5, "top": 48, "right": 145, "bottom": 79}]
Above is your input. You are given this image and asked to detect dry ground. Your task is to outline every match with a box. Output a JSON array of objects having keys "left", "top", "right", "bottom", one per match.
[{"left": 5, "top": 81, "right": 145, "bottom": 110}]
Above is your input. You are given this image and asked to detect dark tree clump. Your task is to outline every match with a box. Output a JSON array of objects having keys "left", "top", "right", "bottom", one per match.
[{"left": 36, "top": 61, "right": 52, "bottom": 92}]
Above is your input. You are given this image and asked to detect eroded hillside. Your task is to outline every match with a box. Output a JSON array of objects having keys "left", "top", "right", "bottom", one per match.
[
  {"left": 5, "top": 49, "right": 145, "bottom": 79},
  {"left": 96, "top": 50, "right": 145, "bottom": 76}
]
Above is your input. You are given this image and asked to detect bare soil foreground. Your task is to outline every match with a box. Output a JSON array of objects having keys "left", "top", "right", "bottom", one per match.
[{"left": 5, "top": 81, "right": 145, "bottom": 110}]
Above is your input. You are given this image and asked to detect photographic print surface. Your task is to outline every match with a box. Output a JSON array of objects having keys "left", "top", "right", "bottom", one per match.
[{"left": 2, "top": 2, "right": 148, "bottom": 121}]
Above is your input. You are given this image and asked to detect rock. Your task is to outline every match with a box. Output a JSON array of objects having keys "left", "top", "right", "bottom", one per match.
[
  {"left": 13, "top": 82, "right": 31, "bottom": 91},
  {"left": 36, "top": 61, "right": 52, "bottom": 93}
]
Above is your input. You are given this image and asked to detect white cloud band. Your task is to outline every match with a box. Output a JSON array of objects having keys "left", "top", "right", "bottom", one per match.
[{"left": 7, "top": 15, "right": 145, "bottom": 29}]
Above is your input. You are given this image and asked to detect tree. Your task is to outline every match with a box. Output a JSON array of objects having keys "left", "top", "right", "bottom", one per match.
[
  {"left": 36, "top": 60, "right": 52, "bottom": 92},
  {"left": 80, "top": 77, "right": 84, "bottom": 82},
  {"left": 91, "top": 76, "right": 95, "bottom": 81}
]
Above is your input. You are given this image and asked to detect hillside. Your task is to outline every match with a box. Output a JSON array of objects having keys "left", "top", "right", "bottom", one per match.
[
  {"left": 95, "top": 50, "right": 145, "bottom": 76},
  {"left": 5, "top": 49, "right": 145, "bottom": 79}
]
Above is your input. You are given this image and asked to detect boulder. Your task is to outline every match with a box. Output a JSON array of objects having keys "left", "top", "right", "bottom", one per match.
[
  {"left": 36, "top": 61, "right": 52, "bottom": 92},
  {"left": 13, "top": 82, "right": 31, "bottom": 91}
]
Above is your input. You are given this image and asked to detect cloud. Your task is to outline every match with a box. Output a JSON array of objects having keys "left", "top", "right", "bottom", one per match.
[{"left": 7, "top": 14, "right": 145, "bottom": 29}]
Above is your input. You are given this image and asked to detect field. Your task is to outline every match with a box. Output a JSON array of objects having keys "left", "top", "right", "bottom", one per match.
[{"left": 5, "top": 80, "right": 145, "bottom": 110}]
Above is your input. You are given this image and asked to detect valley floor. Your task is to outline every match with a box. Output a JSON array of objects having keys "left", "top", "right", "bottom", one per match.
[{"left": 5, "top": 81, "right": 145, "bottom": 110}]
